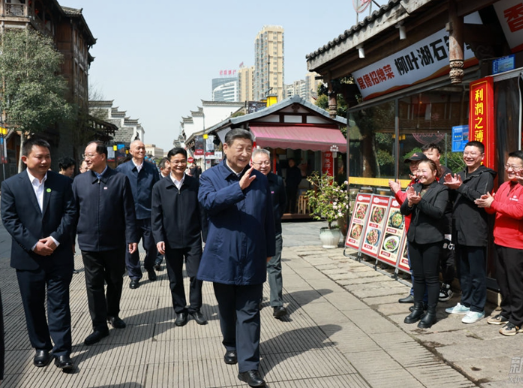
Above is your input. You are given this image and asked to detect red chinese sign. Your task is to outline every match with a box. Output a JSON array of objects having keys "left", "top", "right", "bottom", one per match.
[
  {"left": 469, "top": 78, "right": 495, "bottom": 168},
  {"left": 322, "top": 152, "right": 334, "bottom": 177}
]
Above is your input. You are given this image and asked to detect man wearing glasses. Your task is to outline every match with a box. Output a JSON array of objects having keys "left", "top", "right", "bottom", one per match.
[
  {"left": 252, "top": 149, "right": 287, "bottom": 319},
  {"left": 73, "top": 141, "right": 138, "bottom": 345},
  {"left": 151, "top": 148, "right": 208, "bottom": 327},
  {"left": 443, "top": 141, "right": 496, "bottom": 324},
  {"left": 476, "top": 151, "right": 523, "bottom": 336}
]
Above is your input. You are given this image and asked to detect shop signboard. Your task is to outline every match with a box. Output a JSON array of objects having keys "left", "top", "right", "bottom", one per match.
[
  {"left": 494, "top": 0, "right": 523, "bottom": 53},
  {"left": 469, "top": 77, "right": 495, "bottom": 168},
  {"left": 452, "top": 125, "right": 469, "bottom": 152},
  {"left": 377, "top": 199, "right": 406, "bottom": 266},
  {"left": 360, "top": 195, "right": 391, "bottom": 258},
  {"left": 492, "top": 54, "right": 516, "bottom": 74},
  {"left": 352, "top": 28, "right": 477, "bottom": 100},
  {"left": 345, "top": 193, "right": 372, "bottom": 250},
  {"left": 188, "top": 156, "right": 194, "bottom": 163},
  {"left": 205, "top": 135, "right": 215, "bottom": 157},
  {"left": 194, "top": 136, "right": 204, "bottom": 156},
  {"left": 322, "top": 151, "right": 334, "bottom": 177},
  {"left": 397, "top": 237, "right": 411, "bottom": 274}
]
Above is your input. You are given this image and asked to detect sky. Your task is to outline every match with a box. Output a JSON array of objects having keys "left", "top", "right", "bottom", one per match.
[{"left": 61, "top": 0, "right": 381, "bottom": 151}]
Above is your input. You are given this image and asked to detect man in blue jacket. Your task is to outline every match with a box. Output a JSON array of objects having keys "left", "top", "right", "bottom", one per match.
[
  {"left": 198, "top": 129, "right": 275, "bottom": 388},
  {"left": 117, "top": 140, "right": 160, "bottom": 289},
  {"left": 73, "top": 141, "right": 138, "bottom": 346}
]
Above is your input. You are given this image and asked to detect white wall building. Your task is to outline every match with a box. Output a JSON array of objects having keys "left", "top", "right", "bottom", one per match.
[{"left": 90, "top": 100, "right": 145, "bottom": 144}]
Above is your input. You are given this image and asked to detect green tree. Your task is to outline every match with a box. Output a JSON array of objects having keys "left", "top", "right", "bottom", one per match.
[{"left": 0, "top": 29, "right": 73, "bottom": 170}]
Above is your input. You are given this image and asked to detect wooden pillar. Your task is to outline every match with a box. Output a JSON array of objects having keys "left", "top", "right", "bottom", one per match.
[
  {"left": 448, "top": 0, "right": 464, "bottom": 84},
  {"left": 328, "top": 81, "right": 337, "bottom": 118}
]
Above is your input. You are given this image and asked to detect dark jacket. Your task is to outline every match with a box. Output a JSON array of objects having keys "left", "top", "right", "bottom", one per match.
[
  {"left": 151, "top": 174, "right": 208, "bottom": 249},
  {"left": 197, "top": 160, "right": 276, "bottom": 285},
  {"left": 438, "top": 165, "right": 453, "bottom": 235},
  {"left": 117, "top": 160, "right": 160, "bottom": 220},
  {"left": 72, "top": 167, "right": 137, "bottom": 252},
  {"left": 267, "top": 172, "right": 286, "bottom": 235},
  {"left": 401, "top": 181, "right": 449, "bottom": 244},
  {"left": 1, "top": 170, "right": 76, "bottom": 271},
  {"left": 286, "top": 165, "right": 302, "bottom": 188},
  {"left": 451, "top": 165, "right": 496, "bottom": 246}
]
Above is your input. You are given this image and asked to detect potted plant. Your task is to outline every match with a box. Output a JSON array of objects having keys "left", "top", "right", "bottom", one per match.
[{"left": 306, "top": 172, "right": 350, "bottom": 248}]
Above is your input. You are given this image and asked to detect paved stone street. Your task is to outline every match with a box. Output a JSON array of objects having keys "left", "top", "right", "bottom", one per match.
[{"left": 0, "top": 221, "right": 520, "bottom": 387}]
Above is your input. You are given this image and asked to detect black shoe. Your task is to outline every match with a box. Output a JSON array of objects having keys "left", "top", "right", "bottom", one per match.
[
  {"left": 224, "top": 350, "right": 237, "bottom": 365},
  {"left": 409, "top": 302, "right": 428, "bottom": 312},
  {"left": 175, "top": 312, "right": 188, "bottom": 327},
  {"left": 190, "top": 311, "right": 208, "bottom": 325},
  {"left": 418, "top": 306, "right": 437, "bottom": 329},
  {"left": 273, "top": 306, "right": 287, "bottom": 319},
  {"left": 154, "top": 262, "right": 162, "bottom": 271},
  {"left": 54, "top": 355, "right": 74, "bottom": 371},
  {"left": 108, "top": 316, "right": 126, "bottom": 329},
  {"left": 404, "top": 302, "right": 425, "bottom": 324},
  {"left": 34, "top": 350, "right": 51, "bottom": 367},
  {"left": 398, "top": 294, "right": 415, "bottom": 303},
  {"left": 129, "top": 279, "right": 140, "bottom": 289},
  {"left": 238, "top": 370, "right": 266, "bottom": 387},
  {"left": 84, "top": 329, "right": 109, "bottom": 345},
  {"left": 148, "top": 269, "right": 157, "bottom": 281}
]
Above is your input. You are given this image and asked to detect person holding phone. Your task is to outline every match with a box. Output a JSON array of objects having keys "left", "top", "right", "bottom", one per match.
[{"left": 400, "top": 159, "right": 449, "bottom": 329}]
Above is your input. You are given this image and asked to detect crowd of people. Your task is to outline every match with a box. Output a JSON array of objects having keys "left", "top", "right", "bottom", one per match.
[
  {"left": 390, "top": 141, "right": 523, "bottom": 334},
  {"left": 0, "top": 129, "right": 287, "bottom": 388}
]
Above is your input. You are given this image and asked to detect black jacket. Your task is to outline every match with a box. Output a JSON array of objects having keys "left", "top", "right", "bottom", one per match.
[
  {"left": 267, "top": 173, "right": 286, "bottom": 234},
  {"left": 451, "top": 165, "right": 496, "bottom": 246},
  {"left": 72, "top": 167, "right": 137, "bottom": 252},
  {"left": 151, "top": 174, "right": 208, "bottom": 249},
  {"left": 401, "top": 181, "right": 449, "bottom": 244}
]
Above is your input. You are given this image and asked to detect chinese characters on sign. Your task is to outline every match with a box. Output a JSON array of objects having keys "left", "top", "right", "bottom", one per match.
[
  {"left": 322, "top": 152, "right": 334, "bottom": 177},
  {"left": 495, "top": 0, "right": 523, "bottom": 53},
  {"left": 219, "top": 70, "right": 237, "bottom": 76},
  {"left": 509, "top": 357, "right": 523, "bottom": 383},
  {"left": 469, "top": 77, "right": 495, "bottom": 168},
  {"left": 352, "top": 29, "right": 477, "bottom": 100}
]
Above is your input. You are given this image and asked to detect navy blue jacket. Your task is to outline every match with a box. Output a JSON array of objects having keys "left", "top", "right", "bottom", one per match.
[
  {"left": 1, "top": 170, "right": 76, "bottom": 271},
  {"left": 72, "top": 167, "right": 137, "bottom": 252},
  {"left": 197, "top": 160, "right": 276, "bottom": 285},
  {"left": 267, "top": 172, "right": 286, "bottom": 235},
  {"left": 117, "top": 160, "right": 160, "bottom": 220},
  {"left": 151, "top": 174, "right": 208, "bottom": 249}
]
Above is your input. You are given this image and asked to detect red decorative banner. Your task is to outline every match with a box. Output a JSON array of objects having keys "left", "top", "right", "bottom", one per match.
[
  {"left": 322, "top": 152, "right": 334, "bottom": 177},
  {"left": 469, "top": 77, "right": 495, "bottom": 168}
]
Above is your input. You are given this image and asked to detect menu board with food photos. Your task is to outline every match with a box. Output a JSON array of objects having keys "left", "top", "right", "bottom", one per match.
[
  {"left": 397, "top": 237, "right": 411, "bottom": 273},
  {"left": 360, "top": 195, "right": 391, "bottom": 258},
  {"left": 345, "top": 193, "right": 373, "bottom": 250},
  {"left": 377, "top": 198, "right": 407, "bottom": 266}
]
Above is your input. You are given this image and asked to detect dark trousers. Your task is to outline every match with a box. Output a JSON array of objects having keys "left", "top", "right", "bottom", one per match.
[
  {"left": 165, "top": 245, "right": 203, "bottom": 314},
  {"left": 455, "top": 245, "right": 486, "bottom": 312},
  {"left": 286, "top": 186, "right": 298, "bottom": 213},
  {"left": 126, "top": 218, "right": 157, "bottom": 280},
  {"left": 440, "top": 242, "right": 456, "bottom": 284},
  {"left": 409, "top": 241, "right": 441, "bottom": 308},
  {"left": 16, "top": 265, "right": 72, "bottom": 357},
  {"left": 0, "top": 289, "right": 3, "bottom": 380},
  {"left": 213, "top": 283, "right": 263, "bottom": 373},
  {"left": 495, "top": 245, "right": 523, "bottom": 326},
  {"left": 82, "top": 248, "right": 125, "bottom": 331},
  {"left": 268, "top": 234, "right": 284, "bottom": 307}
]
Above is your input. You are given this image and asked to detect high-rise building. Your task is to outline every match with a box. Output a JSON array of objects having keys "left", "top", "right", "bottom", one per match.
[
  {"left": 254, "top": 25, "right": 284, "bottom": 101},
  {"left": 238, "top": 65, "right": 254, "bottom": 102},
  {"left": 285, "top": 80, "right": 306, "bottom": 99},
  {"left": 305, "top": 72, "right": 322, "bottom": 103},
  {"left": 212, "top": 77, "right": 239, "bottom": 102}
]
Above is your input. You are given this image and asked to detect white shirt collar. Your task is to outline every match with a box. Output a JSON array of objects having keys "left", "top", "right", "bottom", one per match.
[
  {"left": 225, "top": 160, "right": 242, "bottom": 177},
  {"left": 170, "top": 173, "right": 185, "bottom": 189},
  {"left": 132, "top": 159, "right": 144, "bottom": 172},
  {"left": 26, "top": 169, "right": 47, "bottom": 185}
]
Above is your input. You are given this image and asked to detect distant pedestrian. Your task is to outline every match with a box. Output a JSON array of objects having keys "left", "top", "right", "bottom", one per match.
[
  {"left": 252, "top": 148, "right": 287, "bottom": 319},
  {"left": 79, "top": 159, "right": 89, "bottom": 173},
  {"left": 58, "top": 157, "right": 76, "bottom": 178},
  {"left": 152, "top": 148, "right": 208, "bottom": 327},
  {"left": 154, "top": 157, "right": 171, "bottom": 271},
  {"left": 73, "top": 140, "right": 138, "bottom": 346},
  {"left": 285, "top": 158, "right": 302, "bottom": 213},
  {"left": 198, "top": 129, "right": 275, "bottom": 387},
  {"left": 1, "top": 138, "right": 76, "bottom": 370},
  {"left": 117, "top": 140, "right": 160, "bottom": 289}
]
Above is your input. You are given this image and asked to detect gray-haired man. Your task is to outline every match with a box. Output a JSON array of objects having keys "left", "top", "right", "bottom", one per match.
[{"left": 252, "top": 149, "right": 287, "bottom": 318}]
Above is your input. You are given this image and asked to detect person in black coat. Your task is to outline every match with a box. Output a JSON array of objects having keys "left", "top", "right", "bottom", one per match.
[
  {"left": 151, "top": 147, "right": 208, "bottom": 327},
  {"left": 401, "top": 159, "right": 449, "bottom": 329},
  {"left": 285, "top": 158, "right": 302, "bottom": 213},
  {"left": 1, "top": 138, "right": 76, "bottom": 371},
  {"left": 73, "top": 141, "right": 138, "bottom": 346},
  {"left": 252, "top": 149, "right": 287, "bottom": 319}
]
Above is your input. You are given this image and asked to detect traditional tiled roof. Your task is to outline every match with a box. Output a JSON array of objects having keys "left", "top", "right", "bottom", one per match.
[{"left": 61, "top": 6, "right": 83, "bottom": 16}]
